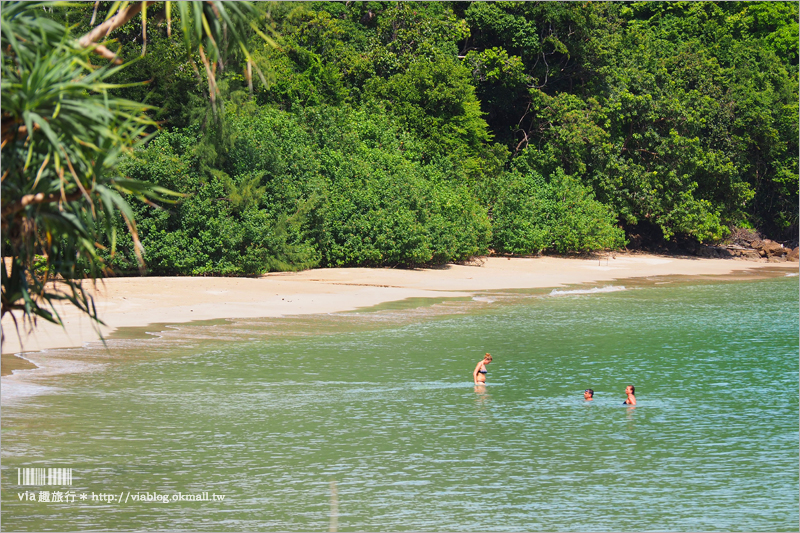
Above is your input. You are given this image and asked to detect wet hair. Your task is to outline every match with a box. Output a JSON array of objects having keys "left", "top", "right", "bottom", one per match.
[
  {"left": 585, "top": 389, "right": 594, "bottom": 397},
  {"left": 627, "top": 385, "right": 635, "bottom": 394},
  {"left": 484, "top": 353, "right": 493, "bottom": 362}
]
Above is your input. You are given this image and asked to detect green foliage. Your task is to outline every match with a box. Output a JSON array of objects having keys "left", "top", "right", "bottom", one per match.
[
  {"left": 1, "top": 1, "right": 272, "bottom": 336},
  {"left": 0, "top": 1, "right": 181, "bottom": 330},
  {"left": 292, "top": 103, "right": 492, "bottom": 266},
  {"left": 98, "top": 0, "right": 798, "bottom": 271},
  {"left": 315, "top": 156, "right": 490, "bottom": 267},
  {"left": 464, "top": 47, "right": 531, "bottom": 145},
  {"left": 604, "top": 1, "right": 797, "bottom": 239},
  {"left": 111, "top": 124, "right": 319, "bottom": 276},
  {"left": 492, "top": 169, "right": 626, "bottom": 255},
  {"left": 459, "top": 1, "right": 797, "bottom": 242},
  {"left": 371, "top": 3, "right": 469, "bottom": 72},
  {"left": 107, "top": 28, "right": 204, "bottom": 127},
  {"left": 363, "top": 54, "right": 491, "bottom": 164},
  {"left": 252, "top": 8, "right": 350, "bottom": 109},
  {"left": 110, "top": 102, "right": 491, "bottom": 274}
]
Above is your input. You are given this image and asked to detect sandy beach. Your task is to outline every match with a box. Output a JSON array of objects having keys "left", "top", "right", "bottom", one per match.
[{"left": 1, "top": 254, "right": 796, "bottom": 370}]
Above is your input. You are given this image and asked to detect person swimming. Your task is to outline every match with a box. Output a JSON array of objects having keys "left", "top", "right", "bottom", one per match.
[
  {"left": 623, "top": 384, "right": 636, "bottom": 405},
  {"left": 473, "top": 353, "right": 492, "bottom": 385}
]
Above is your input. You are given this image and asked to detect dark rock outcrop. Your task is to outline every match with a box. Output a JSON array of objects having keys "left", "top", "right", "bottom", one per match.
[
  {"left": 698, "top": 246, "right": 731, "bottom": 258},
  {"left": 690, "top": 231, "right": 794, "bottom": 262}
]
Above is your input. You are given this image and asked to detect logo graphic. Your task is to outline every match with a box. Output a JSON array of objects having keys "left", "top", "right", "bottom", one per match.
[{"left": 17, "top": 468, "right": 73, "bottom": 486}]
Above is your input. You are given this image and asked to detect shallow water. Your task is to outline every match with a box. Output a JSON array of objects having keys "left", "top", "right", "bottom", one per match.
[{"left": 2, "top": 275, "right": 798, "bottom": 532}]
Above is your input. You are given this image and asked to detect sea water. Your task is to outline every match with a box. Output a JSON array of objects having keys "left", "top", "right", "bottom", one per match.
[{"left": 1, "top": 274, "right": 798, "bottom": 532}]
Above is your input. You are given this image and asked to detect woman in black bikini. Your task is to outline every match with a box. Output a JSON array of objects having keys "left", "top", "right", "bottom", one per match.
[{"left": 473, "top": 353, "right": 492, "bottom": 385}]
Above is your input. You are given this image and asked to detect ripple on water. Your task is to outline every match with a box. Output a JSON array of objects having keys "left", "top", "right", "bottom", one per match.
[{"left": 1, "top": 276, "right": 797, "bottom": 532}]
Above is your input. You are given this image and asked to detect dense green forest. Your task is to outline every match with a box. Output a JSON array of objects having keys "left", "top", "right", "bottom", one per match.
[{"left": 16, "top": 2, "right": 800, "bottom": 276}]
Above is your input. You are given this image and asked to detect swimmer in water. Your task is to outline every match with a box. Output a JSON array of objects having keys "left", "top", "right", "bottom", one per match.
[
  {"left": 473, "top": 353, "right": 492, "bottom": 385},
  {"left": 584, "top": 389, "right": 594, "bottom": 401},
  {"left": 623, "top": 384, "right": 636, "bottom": 405}
]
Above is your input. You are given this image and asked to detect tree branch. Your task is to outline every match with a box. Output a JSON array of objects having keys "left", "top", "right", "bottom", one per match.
[
  {"left": 77, "top": 1, "right": 155, "bottom": 61},
  {"left": 2, "top": 191, "right": 84, "bottom": 220},
  {"left": 91, "top": 44, "right": 120, "bottom": 64}
]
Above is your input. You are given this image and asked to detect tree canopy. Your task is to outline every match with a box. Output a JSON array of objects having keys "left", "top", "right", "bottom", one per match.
[{"left": 2, "top": 1, "right": 798, "bottom": 332}]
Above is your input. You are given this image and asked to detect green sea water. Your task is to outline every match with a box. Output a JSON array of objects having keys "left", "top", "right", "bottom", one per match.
[{"left": 2, "top": 274, "right": 798, "bottom": 532}]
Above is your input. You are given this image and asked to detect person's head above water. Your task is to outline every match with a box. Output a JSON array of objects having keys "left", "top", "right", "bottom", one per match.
[
  {"left": 584, "top": 389, "right": 594, "bottom": 400},
  {"left": 624, "top": 384, "right": 637, "bottom": 405}
]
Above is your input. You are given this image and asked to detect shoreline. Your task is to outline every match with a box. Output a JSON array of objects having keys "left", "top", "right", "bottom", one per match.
[{"left": 1, "top": 254, "right": 797, "bottom": 376}]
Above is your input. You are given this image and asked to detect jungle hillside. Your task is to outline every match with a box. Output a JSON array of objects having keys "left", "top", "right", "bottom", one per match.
[{"left": 5, "top": 2, "right": 800, "bottom": 279}]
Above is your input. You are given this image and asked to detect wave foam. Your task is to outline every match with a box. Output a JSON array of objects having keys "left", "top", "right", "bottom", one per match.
[{"left": 549, "top": 286, "right": 626, "bottom": 296}]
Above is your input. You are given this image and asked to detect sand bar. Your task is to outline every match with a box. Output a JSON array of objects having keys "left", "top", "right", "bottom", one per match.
[{"left": 2, "top": 254, "right": 797, "bottom": 363}]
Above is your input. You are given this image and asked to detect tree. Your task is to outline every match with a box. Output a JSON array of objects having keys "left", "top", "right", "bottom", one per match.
[
  {"left": 1, "top": 1, "right": 269, "bottom": 342},
  {"left": 459, "top": 1, "right": 797, "bottom": 244}
]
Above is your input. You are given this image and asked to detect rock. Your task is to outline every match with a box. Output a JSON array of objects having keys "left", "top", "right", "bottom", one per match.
[
  {"left": 752, "top": 239, "right": 786, "bottom": 257},
  {"left": 698, "top": 246, "right": 734, "bottom": 258},
  {"left": 697, "top": 246, "right": 714, "bottom": 258},
  {"left": 760, "top": 239, "right": 787, "bottom": 257},
  {"left": 729, "top": 249, "right": 761, "bottom": 260},
  {"left": 741, "top": 250, "right": 762, "bottom": 261},
  {"left": 739, "top": 233, "right": 759, "bottom": 245},
  {"left": 787, "top": 247, "right": 799, "bottom": 262}
]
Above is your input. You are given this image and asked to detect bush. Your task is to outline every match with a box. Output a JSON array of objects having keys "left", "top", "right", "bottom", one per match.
[
  {"left": 492, "top": 169, "right": 626, "bottom": 254},
  {"left": 317, "top": 170, "right": 490, "bottom": 267},
  {"left": 111, "top": 104, "right": 492, "bottom": 273}
]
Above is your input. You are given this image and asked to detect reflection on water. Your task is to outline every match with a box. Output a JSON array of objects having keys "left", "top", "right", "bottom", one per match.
[
  {"left": 329, "top": 480, "right": 338, "bottom": 533},
  {"left": 1, "top": 276, "right": 798, "bottom": 532},
  {"left": 473, "top": 384, "right": 489, "bottom": 398}
]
